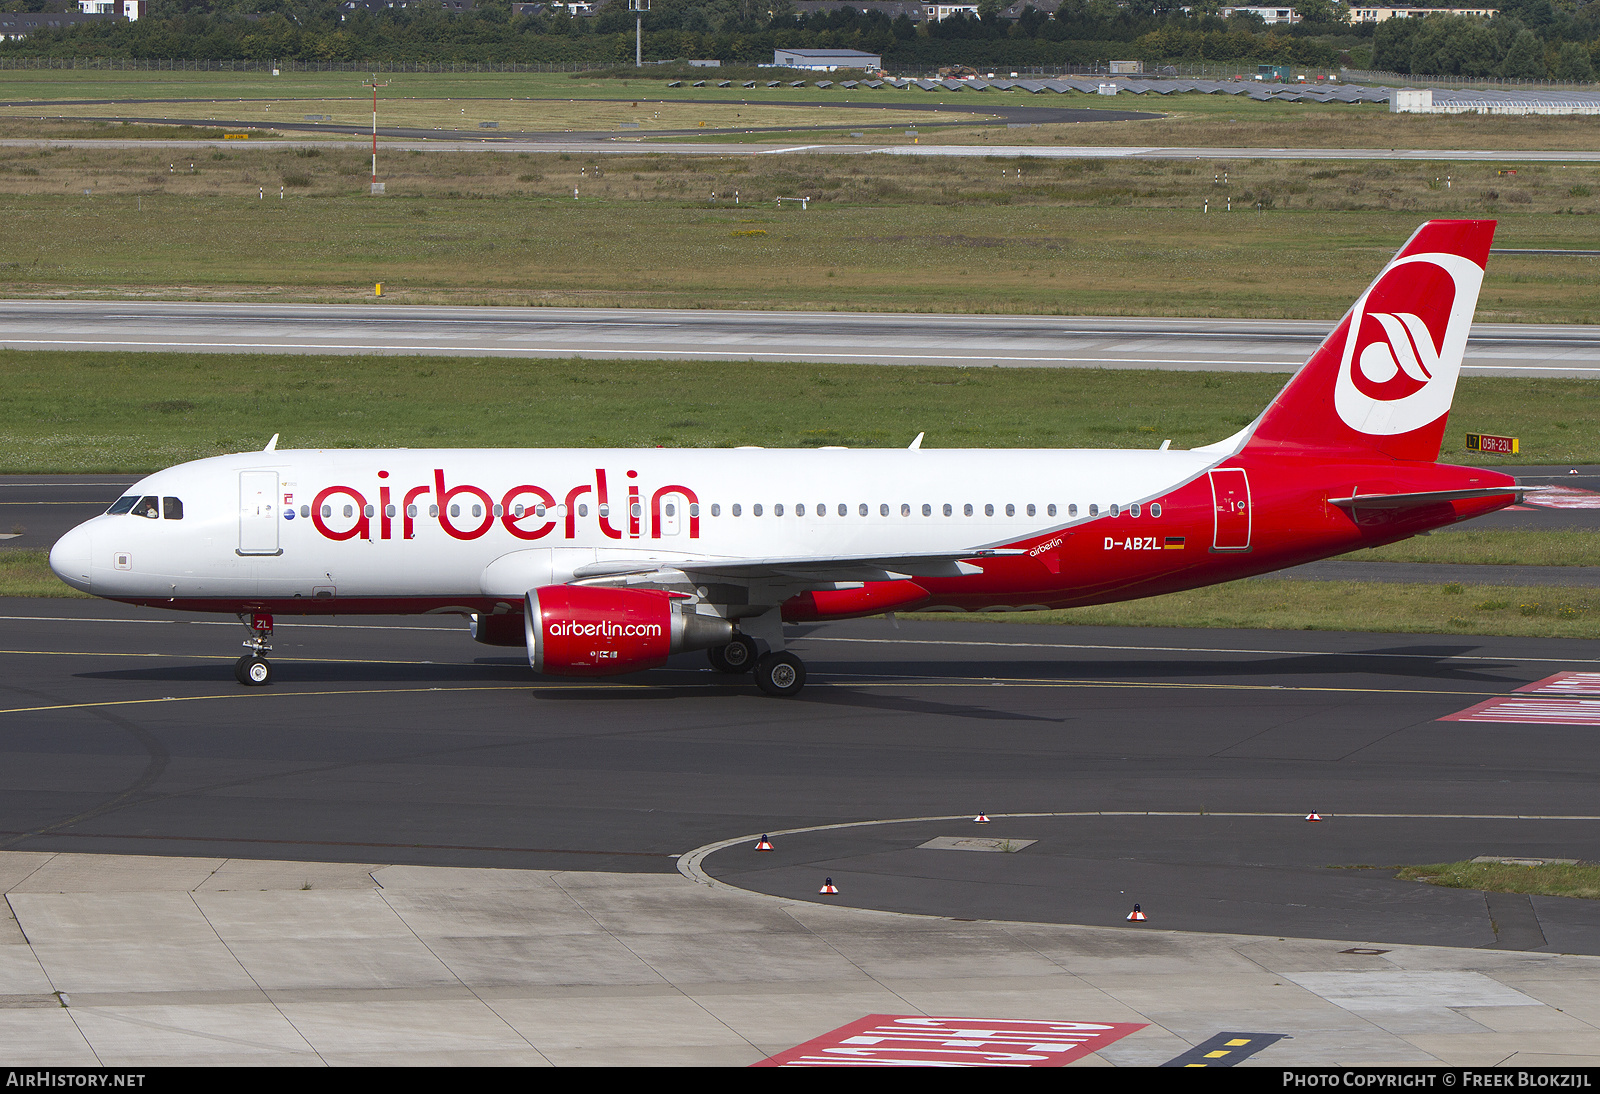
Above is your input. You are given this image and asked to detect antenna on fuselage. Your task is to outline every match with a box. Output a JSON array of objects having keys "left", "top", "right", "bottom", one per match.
[
  {"left": 264, "top": 434, "right": 279, "bottom": 452},
  {"left": 908, "top": 432, "right": 924, "bottom": 450}
]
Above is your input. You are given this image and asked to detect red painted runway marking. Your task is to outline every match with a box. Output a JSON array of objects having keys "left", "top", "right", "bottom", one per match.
[
  {"left": 1521, "top": 485, "right": 1600, "bottom": 509},
  {"left": 1515, "top": 672, "right": 1600, "bottom": 696},
  {"left": 754, "top": 1015, "right": 1145, "bottom": 1067},
  {"left": 1441, "top": 697, "right": 1600, "bottom": 726}
]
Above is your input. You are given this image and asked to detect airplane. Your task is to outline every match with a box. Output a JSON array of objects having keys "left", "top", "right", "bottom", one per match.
[{"left": 49, "top": 219, "right": 1520, "bottom": 697}]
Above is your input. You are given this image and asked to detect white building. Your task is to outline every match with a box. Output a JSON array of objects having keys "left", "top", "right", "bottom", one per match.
[
  {"left": 77, "top": 0, "right": 144, "bottom": 18},
  {"left": 773, "top": 48, "right": 884, "bottom": 71},
  {"left": 1350, "top": 7, "right": 1497, "bottom": 22},
  {"left": 1219, "top": 6, "right": 1300, "bottom": 24},
  {"left": 924, "top": 4, "right": 978, "bottom": 18}
]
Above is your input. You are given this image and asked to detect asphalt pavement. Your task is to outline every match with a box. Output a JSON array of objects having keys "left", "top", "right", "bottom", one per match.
[{"left": 0, "top": 303, "right": 1597, "bottom": 376}]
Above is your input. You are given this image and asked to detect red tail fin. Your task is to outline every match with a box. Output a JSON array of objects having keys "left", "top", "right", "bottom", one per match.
[{"left": 1245, "top": 220, "right": 1494, "bottom": 463}]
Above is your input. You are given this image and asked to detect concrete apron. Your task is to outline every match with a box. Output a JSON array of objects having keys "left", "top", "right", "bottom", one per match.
[{"left": 2, "top": 851, "right": 1598, "bottom": 1067}]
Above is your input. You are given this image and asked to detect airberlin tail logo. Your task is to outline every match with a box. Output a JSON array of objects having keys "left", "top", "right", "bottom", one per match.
[{"left": 1332, "top": 252, "right": 1483, "bottom": 437}]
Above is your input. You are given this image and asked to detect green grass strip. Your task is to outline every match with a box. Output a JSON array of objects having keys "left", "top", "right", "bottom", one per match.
[{"left": 1396, "top": 860, "right": 1600, "bottom": 900}]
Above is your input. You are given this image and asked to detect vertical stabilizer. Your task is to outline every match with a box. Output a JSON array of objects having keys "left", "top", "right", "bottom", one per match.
[{"left": 1245, "top": 220, "right": 1495, "bottom": 463}]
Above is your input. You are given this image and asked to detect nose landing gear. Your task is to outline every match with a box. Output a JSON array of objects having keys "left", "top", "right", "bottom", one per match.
[{"left": 235, "top": 611, "right": 274, "bottom": 686}]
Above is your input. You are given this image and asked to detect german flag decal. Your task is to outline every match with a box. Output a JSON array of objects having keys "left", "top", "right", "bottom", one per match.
[{"left": 1164, "top": 536, "right": 1186, "bottom": 549}]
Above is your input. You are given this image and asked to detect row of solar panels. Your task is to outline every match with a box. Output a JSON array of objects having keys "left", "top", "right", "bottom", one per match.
[
  {"left": 664, "top": 75, "right": 1391, "bottom": 103},
  {"left": 662, "top": 76, "right": 1600, "bottom": 106},
  {"left": 1427, "top": 86, "right": 1600, "bottom": 104}
]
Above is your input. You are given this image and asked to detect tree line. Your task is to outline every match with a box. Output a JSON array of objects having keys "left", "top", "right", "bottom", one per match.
[{"left": 0, "top": 0, "right": 1593, "bottom": 78}]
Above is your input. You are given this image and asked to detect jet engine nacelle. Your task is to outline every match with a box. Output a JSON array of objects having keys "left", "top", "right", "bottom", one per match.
[{"left": 525, "top": 585, "right": 733, "bottom": 676}]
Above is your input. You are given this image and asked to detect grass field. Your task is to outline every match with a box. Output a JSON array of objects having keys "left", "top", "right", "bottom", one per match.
[
  {"left": 2, "top": 69, "right": 1599, "bottom": 151},
  {"left": 926, "top": 579, "right": 1600, "bottom": 639},
  {"left": 0, "top": 186, "right": 1596, "bottom": 320},
  {"left": 1395, "top": 860, "right": 1600, "bottom": 900},
  {"left": 0, "top": 72, "right": 1596, "bottom": 317},
  {"left": 1351, "top": 530, "right": 1600, "bottom": 566},
  {"left": 0, "top": 352, "right": 1592, "bottom": 471}
]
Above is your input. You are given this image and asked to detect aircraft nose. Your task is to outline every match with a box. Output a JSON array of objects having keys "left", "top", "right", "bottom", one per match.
[{"left": 49, "top": 522, "right": 93, "bottom": 593}]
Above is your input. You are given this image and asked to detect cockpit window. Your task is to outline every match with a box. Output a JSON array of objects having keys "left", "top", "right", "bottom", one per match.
[
  {"left": 132, "top": 496, "right": 160, "bottom": 519},
  {"left": 106, "top": 495, "right": 138, "bottom": 515},
  {"left": 163, "top": 497, "right": 183, "bottom": 520}
]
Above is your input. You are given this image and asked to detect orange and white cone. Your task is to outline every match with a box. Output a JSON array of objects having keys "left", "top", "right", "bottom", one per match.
[
  {"left": 819, "top": 878, "right": 839, "bottom": 895},
  {"left": 755, "top": 835, "right": 774, "bottom": 851},
  {"left": 974, "top": 813, "right": 991, "bottom": 823},
  {"left": 1305, "top": 812, "right": 1323, "bottom": 822},
  {"left": 1126, "top": 903, "right": 1147, "bottom": 922}
]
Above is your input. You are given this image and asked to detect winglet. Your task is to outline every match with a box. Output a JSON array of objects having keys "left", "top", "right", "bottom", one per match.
[
  {"left": 264, "top": 434, "right": 279, "bottom": 452},
  {"left": 908, "top": 432, "right": 924, "bottom": 450}
]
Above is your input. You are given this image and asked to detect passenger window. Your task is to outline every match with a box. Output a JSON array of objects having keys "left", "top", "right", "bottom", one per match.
[
  {"left": 732, "top": 503, "right": 742, "bottom": 517},
  {"left": 162, "top": 498, "right": 183, "bottom": 520},
  {"left": 1068, "top": 504, "right": 1078, "bottom": 518},
  {"left": 106, "top": 495, "right": 138, "bottom": 515},
  {"left": 1089, "top": 504, "right": 1099, "bottom": 517},
  {"left": 1048, "top": 504, "right": 1058, "bottom": 517},
  {"left": 711, "top": 503, "right": 721, "bottom": 517},
  {"left": 1005, "top": 503, "right": 1015, "bottom": 517},
  {"left": 879, "top": 504, "right": 889, "bottom": 517},
  {"left": 1151, "top": 503, "right": 1162, "bottom": 518},
  {"left": 943, "top": 504, "right": 953, "bottom": 517},
  {"left": 922, "top": 504, "right": 932, "bottom": 517},
  {"left": 774, "top": 504, "right": 784, "bottom": 517},
  {"left": 796, "top": 504, "right": 806, "bottom": 517},
  {"left": 964, "top": 504, "right": 975, "bottom": 517},
  {"left": 405, "top": 504, "right": 417, "bottom": 518},
  {"left": 301, "top": 505, "right": 310, "bottom": 518},
  {"left": 984, "top": 504, "right": 993, "bottom": 517},
  {"left": 134, "top": 495, "right": 159, "bottom": 519},
  {"left": 1130, "top": 503, "right": 1141, "bottom": 517},
  {"left": 841, "top": 504, "right": 849, "bottom": 517},
  {"left": 1109, "top": 503, "right": 1119, "bottom": 517},
  {"left": 1026, "top": 504, "right": 1036, "bottom": 517},
  {"left": 901, "top": 504, "right": 910, "bottom": 517},
  {"left": 753, "top": 504, "right": 763, "bottom": 517}
]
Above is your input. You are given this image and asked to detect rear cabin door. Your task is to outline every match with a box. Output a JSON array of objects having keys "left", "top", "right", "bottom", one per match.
[
  {"left": 238, "top": 470, "right": 282, "bottom": 556},
  {"left": 1208, "top": 468, "right": 1251, "bottom": 552}
]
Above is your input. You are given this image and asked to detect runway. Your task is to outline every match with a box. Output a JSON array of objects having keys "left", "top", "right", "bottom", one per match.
[
  {"left": 2, "top": 301, "right": 1598, "bottom": 376},
  {"left": 2, "top": 602, "right": 1598, "bottom": 954}
]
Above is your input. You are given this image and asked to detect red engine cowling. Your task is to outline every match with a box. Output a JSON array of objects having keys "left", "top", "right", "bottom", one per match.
[{"left": 525, "top": 585, "right": 732, "bottom": 676}]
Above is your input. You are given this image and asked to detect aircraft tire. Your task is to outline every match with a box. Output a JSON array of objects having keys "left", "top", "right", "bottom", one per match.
[
  {"left": 754, "top": 651, "right": 805, "bottom": 697},
  {"left": 707, "top": 634, "right": 758, "bottom": 674},
  {"left": 236, "top": 655, "right": 272, "bottom": 686}
]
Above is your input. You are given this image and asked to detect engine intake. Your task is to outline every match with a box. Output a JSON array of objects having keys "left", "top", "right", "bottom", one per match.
[{"left": 525, "top": 585, "right": 733, "bottom": 676}]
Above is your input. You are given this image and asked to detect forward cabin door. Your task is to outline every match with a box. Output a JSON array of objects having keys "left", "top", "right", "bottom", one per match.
[
  {"left": 1209, "top": 468, "right": 1251, "bottom": 552},
  {"left": 238, "top": 470, "right": 282, "bottom": 556}
]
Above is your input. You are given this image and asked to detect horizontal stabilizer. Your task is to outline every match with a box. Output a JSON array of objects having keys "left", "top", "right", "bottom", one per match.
[{"left": 1329, "top": 486, "right": 1521, "bottom": 511}]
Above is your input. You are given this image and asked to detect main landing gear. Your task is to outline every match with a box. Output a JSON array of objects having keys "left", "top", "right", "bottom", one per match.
[
  {"left": 234, "top": 611, "right": 274, "bottom": 686},
  {"left": 706, "top": 634, "right": 807, "bottom": 697}
]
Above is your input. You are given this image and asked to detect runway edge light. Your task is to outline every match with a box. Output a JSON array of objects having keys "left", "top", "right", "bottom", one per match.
[
  {"left": 1127, "top": 904, "right": 1147, "bottom": 922},
  {"left": 755, "top": 835, "right": 773, "bottom": 851},
  {"left": 820, "top": 878, "right": 839, "bottom": 894},
  {"left": 1306, "top": 812, "right": 1323, "bottom": 822}
]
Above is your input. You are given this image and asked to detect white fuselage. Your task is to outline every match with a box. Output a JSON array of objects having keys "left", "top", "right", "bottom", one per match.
[{"left": 51, "top": 447, "right": 1222, "bottom": 607}]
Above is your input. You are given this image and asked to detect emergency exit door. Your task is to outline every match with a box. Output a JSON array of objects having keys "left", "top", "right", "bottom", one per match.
[
  {"left": 238, "top": 470, "right": 282, "bottom": 556},
  {"left": 1209, "top": 467, "right": 1251, "bottom": 552}
]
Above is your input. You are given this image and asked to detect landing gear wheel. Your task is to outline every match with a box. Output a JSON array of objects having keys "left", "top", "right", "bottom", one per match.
[
  {"left": 707, "top": 634, "right": 759, "bottom": 674},
  {"left": 235, "top": 655, "right": 272, "bottom": 686},
  {"left": 754, "top": 651, "right": 806, "bottom": 697}
]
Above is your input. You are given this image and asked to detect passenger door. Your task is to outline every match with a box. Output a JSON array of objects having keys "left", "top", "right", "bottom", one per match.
[
  {"left": 1209, "top": 468, "right": 1251, "bottom": 552},
  {"left": 238, "top": 470, "right": 282, "bottom": 556}
]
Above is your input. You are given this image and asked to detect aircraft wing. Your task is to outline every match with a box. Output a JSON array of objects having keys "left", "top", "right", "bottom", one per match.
[
  {"left": 1329, "top": 487, "right": 1522, "bottom": 511},
  {"left": 571, "top": 548, "right": 1027, "bottom": 584}
]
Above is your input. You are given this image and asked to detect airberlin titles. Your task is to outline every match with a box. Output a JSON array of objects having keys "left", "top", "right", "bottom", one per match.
[{"left": 300, "top": 468, "right": 699, "bottom": 544}]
